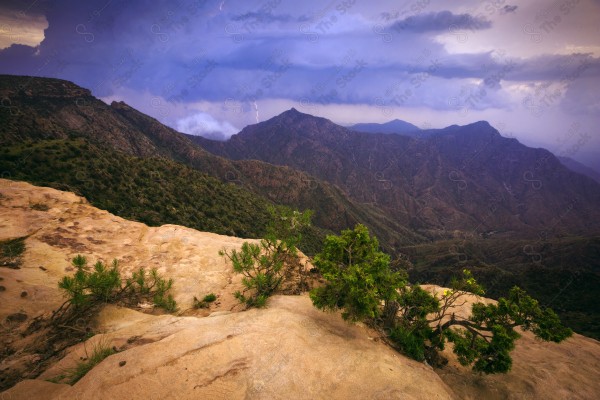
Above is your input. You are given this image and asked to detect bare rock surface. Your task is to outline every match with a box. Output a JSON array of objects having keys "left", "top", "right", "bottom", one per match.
[{"left": 5, "top": 296, "right": 453, "bottom": 400}]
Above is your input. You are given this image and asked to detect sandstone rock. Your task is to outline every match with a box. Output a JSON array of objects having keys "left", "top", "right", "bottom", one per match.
[{"left": 18, "top": 297, "right": 453, "bottom": 400}]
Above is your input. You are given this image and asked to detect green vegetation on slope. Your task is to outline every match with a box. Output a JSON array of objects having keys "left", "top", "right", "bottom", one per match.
[
  {"left": 0, "top": 73, "right": 413, "bottom": 254},
  {"left": 0, "top": 138, "right": 272, "bottom": 238},
  {"left": 55, "top": 255, "right": 178, "bottom": 322},
  {"left": 63, "top": 341, "right": 117, "bottom": 385},
  {"left": 402, "top": 237, "right": 600, "bottom": 339}
]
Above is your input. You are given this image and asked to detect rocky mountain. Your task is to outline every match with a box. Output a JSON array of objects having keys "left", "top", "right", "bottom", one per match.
[
  {"left": 191, "top": 108, "right": 600, "bottom": 239},
  {"left": 2, "top": 180, "right": 599, "bottom": 399},
  {"left": 350, "top": 119, "right": 421, "bottom": 135},
  {"left": 0, "top": 75, "right": 422, "bottom": 252}
]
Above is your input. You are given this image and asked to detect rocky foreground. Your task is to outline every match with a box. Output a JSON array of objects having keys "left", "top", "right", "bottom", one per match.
[{"left": 0, "top": 179, "right": 599, "bottom": 399}]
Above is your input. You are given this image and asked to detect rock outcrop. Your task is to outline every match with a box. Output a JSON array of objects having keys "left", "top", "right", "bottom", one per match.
[{"left": 10, "top": 297, "right": 456, "bottom": 400}]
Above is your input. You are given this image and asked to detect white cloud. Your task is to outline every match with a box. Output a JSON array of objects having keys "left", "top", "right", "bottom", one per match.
[{"left": 175, "top": 112, "right": 240, "bottom": 140}]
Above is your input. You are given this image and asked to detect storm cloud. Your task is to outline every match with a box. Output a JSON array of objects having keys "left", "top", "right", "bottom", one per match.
[{"left": 0, "top": 0, "right": 598, "bottom": 166}]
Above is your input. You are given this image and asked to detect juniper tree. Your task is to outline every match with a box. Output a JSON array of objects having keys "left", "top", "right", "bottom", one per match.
[{"left": 310, "top": 224, "right": 572, "bottom": 373}]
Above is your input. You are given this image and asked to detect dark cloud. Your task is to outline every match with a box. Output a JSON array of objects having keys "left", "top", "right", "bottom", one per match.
[
  {"left": 501, "top": 5, "right": 518, "bottom": 14},
  {"left": 390, "top": 11, "right": 492, "bottom": 33},
  {"left": 0, "top": 0, "right": 595, "bottom": 107},
  {"left": 0, "top": 0, "right": 49, "bottom": 14},
  {"left": 0, "top": 0, "right": 216, "bottom": 97},
  {"left": 231, "top": 12, "right": 294, "bottom": 23},
  {"left": 508, "top": 54, "right": 600, "bottom": 82},
  {"left": 0, "top": 44, "right": 38, "bottom": 68}
]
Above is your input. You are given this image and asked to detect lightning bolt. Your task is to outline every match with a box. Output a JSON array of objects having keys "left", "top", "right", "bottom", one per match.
[{"left": 253, "top": 100, "right": 259, "bottom": 123}]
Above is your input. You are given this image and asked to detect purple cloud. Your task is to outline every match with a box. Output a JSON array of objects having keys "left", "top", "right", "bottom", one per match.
[{"left": 390, "top": 11, "right": 492, "bottom": 33}]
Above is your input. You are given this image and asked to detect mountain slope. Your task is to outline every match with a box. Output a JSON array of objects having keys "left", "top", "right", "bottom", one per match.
[
  {"left": 559, "top": 156, "right": 600, "bottom": 184},
  {"left": 192, "top": 108, "right": 600, "bottom": 239},
  {"left": 108, "top": 100, "right": 424, "bottom": 247},
  {"left": 0, "top": 138, "right": 273, "bottom": 238}
]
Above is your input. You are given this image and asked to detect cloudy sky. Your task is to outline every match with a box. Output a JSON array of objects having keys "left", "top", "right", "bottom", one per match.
[{"left": 1, "top": 0, "right": 599, "bottom": 169}]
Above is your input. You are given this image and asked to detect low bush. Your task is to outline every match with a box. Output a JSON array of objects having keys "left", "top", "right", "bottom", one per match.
[
  {"left": 193, "top": 293, "right": 217, "bottom": 309},
  {"left": 48, "top": 338, "right": 117, "bottom": 385},
  {"left": 53, "top": 255, "right": 178, "bottom": 326},
  {"left": 65, "top": 340, "right": 117, "bottom": 384},
  {"left": 220, "top": 207, "right": 312, "bottom": 308}
]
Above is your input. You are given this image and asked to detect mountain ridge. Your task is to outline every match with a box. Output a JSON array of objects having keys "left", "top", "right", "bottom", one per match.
[
  {"left": 189, "top": 108, "right": 600, "bottom": 338},
  {"left": 559, "top": 156, "right": 600, "bottom": 184},
  {"left": 350, "top": 118, "right": 421, "bottom": 136},
  {"left": 191, "top": 108, "right": 600, "bottom": 238}
]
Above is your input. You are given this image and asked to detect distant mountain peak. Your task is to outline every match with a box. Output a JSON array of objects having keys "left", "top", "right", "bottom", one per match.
[
  {"left": 460, "top": 120, "right": 502, "bottom": 138},
  {"left": 470, "top": 120, "right": 493, "bottom": 128},
  {"left": 350, "top": 119, "right": 420, "bottom": 136},
  {"left": 277, "top": 107, "right": 313, "bottom": 119},
  {"left": 262, "top": 107, "right": 334, "bottom": 128}
]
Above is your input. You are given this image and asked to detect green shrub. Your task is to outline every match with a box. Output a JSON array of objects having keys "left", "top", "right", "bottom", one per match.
[
  {"left": 154, "top": 294, "right": 178, "bottom": 313},
  {"left": 193, "top": 293, "right": 217, "bottom": 309},
  {"left": 126, "top": 267, "right": 176, "bottom": 312},
  {"left": 202, "top": 293, "right": 217, "bottom": 303},
  {"left": 389, "top": 325, "right": 427, "bottom": 362},
  {"left": 220, "top": 207, "right": 312, "bottom": 308},
  {"left": 310, "top": 224, "right": 406, "bottom": 322},
  {"left": 64, "top": 339, "right": 116, "bottom": 384},
  {"left": 53, "top": 255, "right": 178, "bottom": 325},
  {"left": 58, "top": 255, "right": 122, "bottom": 310}
]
